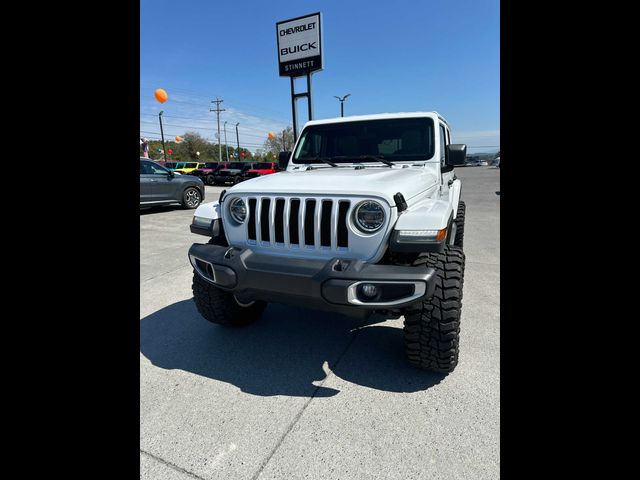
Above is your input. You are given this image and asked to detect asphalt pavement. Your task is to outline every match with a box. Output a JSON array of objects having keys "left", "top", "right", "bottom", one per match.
[{"left": 140, "top": 166, "right": 500, "bottom": 479}]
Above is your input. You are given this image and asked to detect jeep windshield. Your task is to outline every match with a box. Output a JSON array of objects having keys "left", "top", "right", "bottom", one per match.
[
  {"left": 164, "top": 162, "right": 177, "bottom": 169},
  {"left": 225, "top": 163, "right": 245, "bottom": 170},
  {"left": 253, "top": 163, "right": 273, "bottom": 170},
  {"left": 292, "top": 118, "right": 435, "bottom": 165}
]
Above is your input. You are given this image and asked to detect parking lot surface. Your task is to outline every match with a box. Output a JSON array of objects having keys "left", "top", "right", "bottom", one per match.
[{"left": 140, "top": 166, "right": 500, "bottom": 479}]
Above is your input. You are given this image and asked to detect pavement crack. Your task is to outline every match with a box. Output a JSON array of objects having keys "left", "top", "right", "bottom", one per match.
[
  {"left": 249, "top": 326, "right": 363, "bottom": 480},
  {"left": 141, "top": 449, "right": 208, "bottom": 480},
  {"left": 141, "top": 264, "right": 192, "bottom": 284}
]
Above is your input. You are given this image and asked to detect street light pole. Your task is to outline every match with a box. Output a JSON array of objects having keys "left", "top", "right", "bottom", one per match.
[
  {"left": 334, "top": 94, "right": 351, "bottom": 117},
  {"left": 158, "top": 110, "right": 167, "bottom": 163},
  {"left": 224, "top": 121, "right": 230, "bottom": 161},
  {"left": 235, "top": 123, "right": 240, "bottom": 160}
]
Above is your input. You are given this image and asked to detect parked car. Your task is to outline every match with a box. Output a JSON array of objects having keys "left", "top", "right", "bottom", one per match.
[
  {"left": 190, "top": 162, "right": 229, "bottom": 185},
  {"left": 214, "top": 162, "right": 255, "bottom": 185},
  {"left": 140, "top": 158, "right": 205, "bottom": 209},
  {"left": 243, "top": 162, "right": 281, "bottom": 180},
  {"left": 188, "top": 111, "right": 467, "bottom": 373},
  {"left": 174, "top": 162, "right": 203, "bottom": 175}
]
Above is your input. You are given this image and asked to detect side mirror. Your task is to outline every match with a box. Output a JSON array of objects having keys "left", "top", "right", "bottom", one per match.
[
  {"left": 278, "top": 151, "right": 291, "bottom": 170},
  {"left": 446, "top": 144, "right": 467, "bottom": 166}
]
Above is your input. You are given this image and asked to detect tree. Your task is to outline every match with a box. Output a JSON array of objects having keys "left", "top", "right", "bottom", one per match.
[
  {"left": 148, "top": 140, "right": 179, "bottom": 161},
  {"left": 263, "top": 126, "right": 294, "bottom": 156},
  {"left": 145, "top": 133, "right": 235, "bottom": 162},
  {"left": 182, "top": 132, "right": 211, "bottom": 160},
  {"left": 253, "top": 148, "right": 265, "bottom": 162}
]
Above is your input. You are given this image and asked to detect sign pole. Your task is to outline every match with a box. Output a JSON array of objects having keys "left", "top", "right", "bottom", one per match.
[
  {"left": 290, "top": 76, "right": 298, "bottom": 141},
  {"left": 306, "top": 73, "right": 313, "bottom": 121}
]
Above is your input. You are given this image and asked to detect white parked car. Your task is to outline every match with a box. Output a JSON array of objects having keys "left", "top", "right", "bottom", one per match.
[{"left": 188, "top": 112, "right": 467, "bottom": 373}]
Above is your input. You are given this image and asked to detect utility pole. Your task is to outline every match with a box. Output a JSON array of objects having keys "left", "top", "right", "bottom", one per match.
[
  {"left": 158, "top": 111, "right": 167, "bottom": 163},
  {"left": 210, "top": 98, "right": 225, "bottom": 162},
  {"left": 224, "top": 121, "right": 230, "bottom": 161},
  {"left": 235, "top": 123, "right": 240, "bottom": 160},
  {"left": 334, "top": 94, "right": 351, "bottom": 117},
  {"left": 282, "top": 129, "right": 286, "bottom": 151}
]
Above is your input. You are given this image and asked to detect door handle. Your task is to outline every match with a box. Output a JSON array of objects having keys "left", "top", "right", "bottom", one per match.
[{"left": 150, "top": 180, "right": 159, "bottom": 182}]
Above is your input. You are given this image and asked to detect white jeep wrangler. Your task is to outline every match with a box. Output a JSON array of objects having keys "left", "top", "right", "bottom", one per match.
[{"left": 188, "top": 112, "right": 467, "bottom": 373}]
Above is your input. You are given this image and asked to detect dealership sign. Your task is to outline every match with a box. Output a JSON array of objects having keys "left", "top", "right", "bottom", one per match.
[{"left": 276, "top": 12, "right": 323, "bottom": 77}]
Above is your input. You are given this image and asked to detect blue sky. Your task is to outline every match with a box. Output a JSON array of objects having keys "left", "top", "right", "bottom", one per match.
[{"left": 140, "top": 0, "right": 499, "bottom": 153}]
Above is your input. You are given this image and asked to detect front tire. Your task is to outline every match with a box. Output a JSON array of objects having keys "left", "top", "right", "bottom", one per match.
[
  {"left": 453, "top": 201, "right": 465, "bottom": 247},
  {"left": 205, "top": 174, "right": 216, "bottom": 185},
  {"left": 192, "top": 272, "right": 266, "bottom": 327},
  {"left": 403, "top": 246, "right": 465, "bottom": 373},
  {"left": 182, "top": 187, "right": 202, "bottom": 209}
]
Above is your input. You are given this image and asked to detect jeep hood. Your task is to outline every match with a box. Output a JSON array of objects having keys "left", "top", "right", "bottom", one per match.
[{"left": 229, "top": 167, "right": 438, "bottom": 205}]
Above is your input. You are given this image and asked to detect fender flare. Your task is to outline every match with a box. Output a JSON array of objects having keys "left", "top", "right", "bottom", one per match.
[
  {"left": 193, "top": 201, "right": 221, "bottom": 221},
  {"left": 393, "top": 198, "right": 454, "bottom": 232},
  {"left": 450, "top": 178, "right": 462, "bottom": 219}
]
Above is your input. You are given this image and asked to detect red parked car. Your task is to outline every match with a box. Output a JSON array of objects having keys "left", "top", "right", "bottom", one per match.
[{"left": 243, "top": 162, "right": 280, "bottom": 180}]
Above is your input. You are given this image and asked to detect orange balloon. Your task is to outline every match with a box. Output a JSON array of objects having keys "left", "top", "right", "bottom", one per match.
[
  {"left": 154, "top": 88, "right": 168, "bottom": 103},
  {"left": 268, "top": 131, "right": 275, "bottom": 139},
  {"left": 175, "top": 136, "right": 182, "bottom": 142}
]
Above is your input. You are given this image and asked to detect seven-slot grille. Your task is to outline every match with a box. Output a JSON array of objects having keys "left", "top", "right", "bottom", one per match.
[{"left": 246, "top": 197, "right": 350, "bottom": 250}]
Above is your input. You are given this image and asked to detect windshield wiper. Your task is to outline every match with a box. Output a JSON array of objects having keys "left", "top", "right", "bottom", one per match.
[
  {"left": 331, "top": 155, "right": 395, "bottom": 167},
  {"left": 312, "top": 156, "right": 339, "bottom": 167}
]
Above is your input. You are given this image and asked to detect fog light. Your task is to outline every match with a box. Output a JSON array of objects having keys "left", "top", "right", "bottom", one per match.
[{"left": 361, "top": 284, "right": 378, "bottom": 297}]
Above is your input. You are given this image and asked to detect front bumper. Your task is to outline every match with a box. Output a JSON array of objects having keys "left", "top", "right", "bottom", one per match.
[
  {"left": 188, "top": 243, "right": 436, "bottom": 317},
  {"left": 215, "top": 175, "right": 240, "bottom": 184}
]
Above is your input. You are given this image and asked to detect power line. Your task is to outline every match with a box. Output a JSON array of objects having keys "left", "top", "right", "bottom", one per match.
[
  {"left": 139, "top": 120, "right": 278, "bottom": 139},
  {"left": 140, "top": 83, "right": 291, "bottom": 123},
  {"left": 142, "top": 85, "right": 289, "bottom": 117},
  {"left": 139, "top": 112, "right": 290, "bottom": 132}
]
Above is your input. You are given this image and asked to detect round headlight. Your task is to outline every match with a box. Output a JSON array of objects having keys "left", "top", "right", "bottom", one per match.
[
  {"left": 229, "top": 198, "right": 247, "bottom": 223},
  {"left": 353, "top": 201, "right": 385, "bottom": 233}
]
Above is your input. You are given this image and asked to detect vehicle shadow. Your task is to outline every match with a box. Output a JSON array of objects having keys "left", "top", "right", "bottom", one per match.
[
  {"left": 139, "top": 205, "right": 184, "bottom": 215},
  {"left": 140, "top": 300, "right": 446, "bottom": 398}
]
